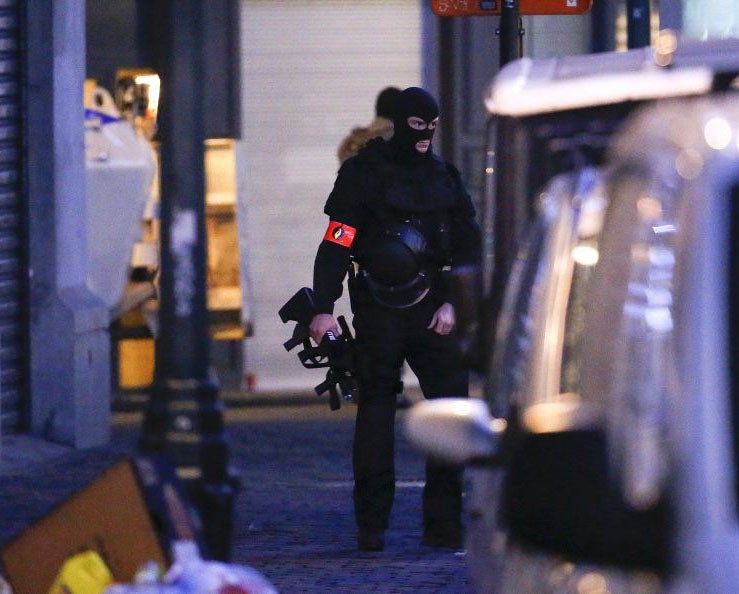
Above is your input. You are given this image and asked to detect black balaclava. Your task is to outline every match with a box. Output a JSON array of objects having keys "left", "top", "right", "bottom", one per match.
[{"left": 390, "top": 87, "right": 439, "bottom": 163}]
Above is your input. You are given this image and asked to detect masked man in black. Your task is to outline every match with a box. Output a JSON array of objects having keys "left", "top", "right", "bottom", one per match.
[{"left": 309, "top": 87, "right": 481, "bottom": 552}]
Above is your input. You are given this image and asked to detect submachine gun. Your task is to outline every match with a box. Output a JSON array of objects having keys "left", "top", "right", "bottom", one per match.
[{"left": 278, "top": 287, "right": 357, "bottom": 410}]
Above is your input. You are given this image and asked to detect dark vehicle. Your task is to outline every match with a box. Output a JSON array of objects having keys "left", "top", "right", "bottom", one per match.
[
  {"left": 405, "top": 38, "right": 739, "bottom": 593},
  {"left": 580, "top": 94, "right": 739, "bottom": 593}
]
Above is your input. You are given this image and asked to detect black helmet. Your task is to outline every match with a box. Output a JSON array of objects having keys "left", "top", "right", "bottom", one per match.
[{"left": 360, "top": 223, "right": 431, "bottom": 308}]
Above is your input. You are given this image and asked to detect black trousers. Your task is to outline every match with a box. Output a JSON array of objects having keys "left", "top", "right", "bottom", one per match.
[{"left": 351, "top": 295, "right": 468, "bottom": 534}]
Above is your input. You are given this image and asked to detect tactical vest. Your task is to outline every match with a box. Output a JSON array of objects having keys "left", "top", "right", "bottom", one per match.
[{"left": 353, "top": 143, "right": 457, "bottom": 308}]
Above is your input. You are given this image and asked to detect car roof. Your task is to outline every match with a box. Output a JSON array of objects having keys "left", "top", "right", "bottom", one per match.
[{"left": 484, "top": 38, "right": 739, "bottom": 117}]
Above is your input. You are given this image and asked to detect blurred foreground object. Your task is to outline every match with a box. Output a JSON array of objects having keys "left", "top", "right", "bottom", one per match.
[
  {"left": 137, "top": 0, "right": 238, "bottom": 563},
  {"left": 104, "top": 541, "right": 277, "bottom": 594},
  {"left": 0, "top": 457, "right": 201, "bottom": 594}
]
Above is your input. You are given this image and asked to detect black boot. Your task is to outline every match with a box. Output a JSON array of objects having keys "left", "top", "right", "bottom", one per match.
[
  {"left": 358, "top": 528, "right": 385, "bottom": 551},
  {"left": 422, "top": 522, "right": 463, "bottom": 549}
]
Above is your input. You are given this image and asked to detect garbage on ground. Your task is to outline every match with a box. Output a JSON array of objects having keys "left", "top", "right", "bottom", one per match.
[
  {"left": 103, "top": 540, "right": 278, "bottom": 594},
  {"left": 0, "top": 576, "right": 11, "bottom": 594},
  {"left": 0, "top": 456, "right": 181, "bottom": 594}
]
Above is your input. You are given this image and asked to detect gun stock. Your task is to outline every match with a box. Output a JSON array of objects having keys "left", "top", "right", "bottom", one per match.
[
  {"left": 278, "top": 287, "right": 317, "bottom": 325},
  {"left": 279, "top": 287, "right": 358, "bottom": 411}
]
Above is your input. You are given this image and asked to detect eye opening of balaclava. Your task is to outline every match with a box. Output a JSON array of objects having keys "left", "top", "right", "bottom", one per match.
[{"left": 391, "top": 87, "right": 439, "bottom": 162}]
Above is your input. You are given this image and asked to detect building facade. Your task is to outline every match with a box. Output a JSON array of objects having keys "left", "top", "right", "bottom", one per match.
[{"left": 5, "top": 0, "right": 737, "bottom": 453}]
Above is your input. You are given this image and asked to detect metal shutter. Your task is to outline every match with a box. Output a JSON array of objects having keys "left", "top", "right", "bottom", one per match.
[
  {"left": 237, "top": 0, "right": 421, "bottom": 391},
  {"left": 0, "top": 0, "right": 24, "bottom": 433}
]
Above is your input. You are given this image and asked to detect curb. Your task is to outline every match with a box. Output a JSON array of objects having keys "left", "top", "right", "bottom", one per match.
[{"left": 112, "top": 389, "right": 329, "bottom": 413}]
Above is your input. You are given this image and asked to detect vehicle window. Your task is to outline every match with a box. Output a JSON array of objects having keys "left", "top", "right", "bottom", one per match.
[
  {"left": 730, "top": 182, "right": 739, "bottom": 513},
  {"left": 581, "top": 167, "right": 680, "bottom": 511},
  {"left": 519, "top": 168, "right": 608, "bottom": 432},
  {"left": 487, "top": 168, "right": 608, "bottom": 426},
  {"left": 486, "top": 212, "right": 548, "bottom": 418},
  {"left": 614, "top": 179, "right": 677, "bottom": 509}
]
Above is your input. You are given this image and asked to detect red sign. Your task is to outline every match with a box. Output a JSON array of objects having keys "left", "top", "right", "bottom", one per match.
[{"left": 431, "top": 0, "right": 593, "bottom": 16}]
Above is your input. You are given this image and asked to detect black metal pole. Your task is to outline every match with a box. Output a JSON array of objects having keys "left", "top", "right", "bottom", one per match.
[
  {"left": 487, "top": 0, "right": 523, "bottom": 347},
  {"left": 494, "top": 0, "right": 523, "bottom": 283},
  {"left": 590, "top": 0, "right": 616, "bottom": 53},
  {"left": 477, "top": 0, "right": 525, "bottom": 385},
  {"left": 499, "top": 0, "right": 522, "bottom": 68},
  {"left": 626, "top": 0, "right": 651, "bottom": 49},
  {"left": 139, "top": 0, "right": 236, "bottom": 562},
  {"left": 495, "top": 0, "right": 523, "bottom": 281}
]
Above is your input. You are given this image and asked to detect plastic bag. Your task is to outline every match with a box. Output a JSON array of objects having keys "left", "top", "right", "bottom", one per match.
[
  {"left": 104, "top": 586, "right": 179, "bottom": 593},
  {"left": 164, "top": 541, "right": 277, "bottom": 594},
  {"left": 103, "top": 541, "right": 277, "bottom": 594},
  {"left": 0, "top": 575, "right": 13, "bottom": 594}
]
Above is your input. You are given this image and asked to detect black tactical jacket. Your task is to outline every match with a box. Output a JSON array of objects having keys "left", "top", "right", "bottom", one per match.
[{"left": 312, "top": 138, "right": 481, "bottom": 313}]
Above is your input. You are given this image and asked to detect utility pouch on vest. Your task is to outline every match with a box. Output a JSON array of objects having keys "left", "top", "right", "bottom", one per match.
[{"left": 347, "top": 261, "right": 368, "bottom": 312}]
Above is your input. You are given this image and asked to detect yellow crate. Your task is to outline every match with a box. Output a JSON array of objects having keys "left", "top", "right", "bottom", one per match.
[{"left": 118, "top": 338, "right": 154, "bottom": 389}]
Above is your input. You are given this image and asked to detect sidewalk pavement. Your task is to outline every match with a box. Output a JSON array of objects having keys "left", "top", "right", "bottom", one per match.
[{"left": 0, "top": 389, "right": 473, "bottom": 593}]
